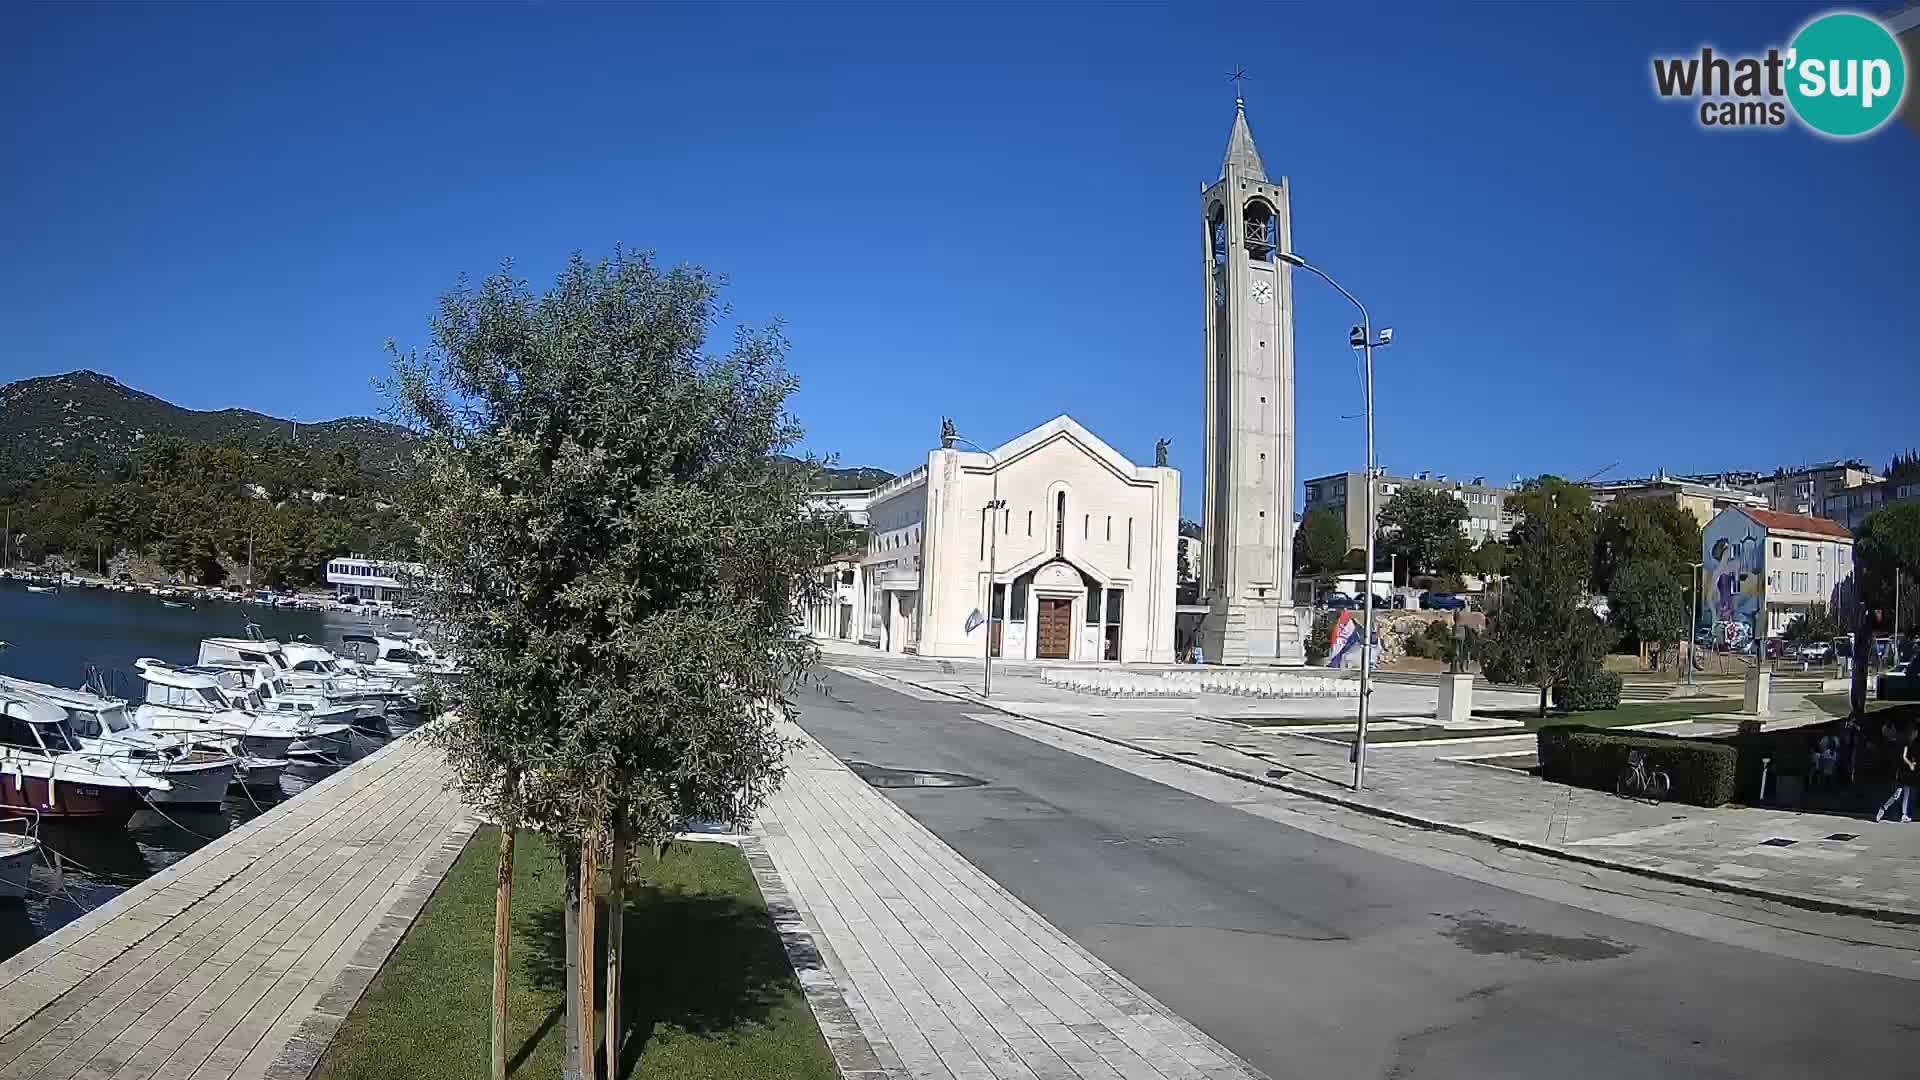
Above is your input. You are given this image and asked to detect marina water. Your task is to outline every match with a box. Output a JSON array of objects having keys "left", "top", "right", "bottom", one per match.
[{"left": 0, "top": 580, "right": 415, "bottom": 960}]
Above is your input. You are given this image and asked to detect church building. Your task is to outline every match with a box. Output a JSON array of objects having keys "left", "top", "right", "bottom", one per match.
[{"left": 858, "top": 416, "right": 1179, "bottom": 664}]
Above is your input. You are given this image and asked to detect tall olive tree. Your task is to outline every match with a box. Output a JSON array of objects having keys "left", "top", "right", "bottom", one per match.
[{"left": 391, "top": 250, "right": 840, "bottom": 1080}]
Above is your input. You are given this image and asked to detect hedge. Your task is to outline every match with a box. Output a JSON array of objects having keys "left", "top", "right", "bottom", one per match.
[
  {"left": 1552, "top": 670, "right": 1623, "bottom": 711},
  {"left": 1536, "top": 725, "right": 1736, "bottom": 807}
]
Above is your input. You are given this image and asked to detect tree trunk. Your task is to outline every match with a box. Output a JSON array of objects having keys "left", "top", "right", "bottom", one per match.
[
  {"left": 491, "top": 827, "right": 516, "bottom": 1080},
  {"left": 562, "top": 845, "right": 584, "bottom": 1080},
  {"left": 604, "top": 829, "right": 626, "bottom": 1076},
  {"left": 577, "top": 835, "right": 600, "bottom": 1080}
]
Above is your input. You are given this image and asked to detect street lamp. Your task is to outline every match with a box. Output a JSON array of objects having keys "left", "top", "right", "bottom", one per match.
[
  {"left": 1280, "top": 250, "right": 1391, "bottom": 791},
  {"left": 1686, "top": 561, "right": 1704, "bottom": 686},
  {"left": 944, "top": 431, "right": 1004, "bottom": 698}
]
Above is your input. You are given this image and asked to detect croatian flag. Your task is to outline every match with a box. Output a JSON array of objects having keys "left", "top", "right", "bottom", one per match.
[{"left": 1328, "top": 610, "right": 1360, "bottom": 667}]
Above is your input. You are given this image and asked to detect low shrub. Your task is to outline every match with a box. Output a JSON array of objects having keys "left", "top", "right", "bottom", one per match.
[
  {"left": 1536, "top": 725, "right": 1736, "bottom": 807},
  {"left": 1553, "top": 670, "right": 1623, "bottom": 711},
  {"left": 1305, "top": 609, "right": 1338, "bottom": 665}
]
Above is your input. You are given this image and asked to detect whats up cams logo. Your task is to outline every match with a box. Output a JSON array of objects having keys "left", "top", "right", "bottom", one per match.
[{"left": 1652, "top": 10, "right": 1908, "bottom": 137}]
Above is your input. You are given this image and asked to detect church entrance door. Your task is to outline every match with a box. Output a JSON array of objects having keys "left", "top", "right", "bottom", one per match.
[{"left": 1036, "top": 597, "right": 1073, "bottom": 660}]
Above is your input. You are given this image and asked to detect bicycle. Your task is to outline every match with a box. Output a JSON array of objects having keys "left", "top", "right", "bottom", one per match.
[{"left": 1616, "top": 750, "right": 1672, "bottom": 802}]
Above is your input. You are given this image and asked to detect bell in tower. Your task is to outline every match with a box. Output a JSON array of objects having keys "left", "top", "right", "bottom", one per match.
[{"left": 1198, "top": 93, "right": 1305, "bottom": 666}]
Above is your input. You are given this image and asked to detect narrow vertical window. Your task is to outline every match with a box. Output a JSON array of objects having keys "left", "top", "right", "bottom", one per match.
[
  {"left": 1126, "top": 517, "right": 1133, "bottom": 568},
  {"left": 1056, "top": 492, "right": 1066, "bottom": 555},
  {"left": 980, "top": 508, "right": 987, "bottom": 560},
  {"left": 1105, "top": 516, "right": 1112, "bottom": 541},
  {"left": 1027, "top": 510, "right": 1033, "bottom": 536}
]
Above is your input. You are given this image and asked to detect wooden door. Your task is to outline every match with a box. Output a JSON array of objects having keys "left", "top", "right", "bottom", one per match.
[{"left": 1036, "top": 597, "right": 1073, "bottom": 659}]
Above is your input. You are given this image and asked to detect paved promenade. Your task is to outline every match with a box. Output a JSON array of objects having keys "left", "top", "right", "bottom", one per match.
[
  {"left": 816, "top": 642, "right": 1920, "bottom": 922},
  {"left": 759, "top": 721, "right": 1263, "bottom": 1080},
  {"left": 0, "top": 734, "right": 474, "bottom": 1080}
]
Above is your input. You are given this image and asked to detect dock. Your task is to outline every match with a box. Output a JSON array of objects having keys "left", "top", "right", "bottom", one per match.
[{"left": 0, "top": 734, "right": 472, "bottom": 1080}]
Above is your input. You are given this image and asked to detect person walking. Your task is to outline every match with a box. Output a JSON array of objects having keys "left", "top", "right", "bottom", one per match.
[{"left": 1874, "top": 724, "right": 1917, "bottom": 823}]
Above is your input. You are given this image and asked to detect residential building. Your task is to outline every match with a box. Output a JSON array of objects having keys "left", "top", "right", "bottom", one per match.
[
  {"left": 1590, "top": 470, "right": 1768, "bottom": 527},
  {"left": 1701, "top": 507, "right": 1854, "bottom": 639},
  {"left": 1733, "top": 460, "right": 1881, "bottom": 516},
  {"left": 324, "top": 556, "right": 422, "bottom": 604},
  {"left": 802, "top": 488, "right": 874, "bottom": 526},
  {"left": 1823, "top": 477, "right": 1920, "bottom": 531},
  {"left": 1301, "top": 470, "right": 1514, "bottom": 549},
  {"left": 857, "top": 415, "right": 1179, "bottom": 663}
]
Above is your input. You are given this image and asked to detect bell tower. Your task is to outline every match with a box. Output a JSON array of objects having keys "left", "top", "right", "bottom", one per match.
[{"left": 1199, "top": 94, "right": 1304, "bottom": 666}]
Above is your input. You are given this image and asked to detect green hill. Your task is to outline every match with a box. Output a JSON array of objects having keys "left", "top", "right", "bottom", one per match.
[{"left": 0, "top": 369, "right": 412, "bottom": 483}]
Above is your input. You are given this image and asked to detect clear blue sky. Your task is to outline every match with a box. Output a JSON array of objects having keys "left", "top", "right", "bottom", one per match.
[{"left": 3, "top": 4, "right": 1913, "bottom": 516}]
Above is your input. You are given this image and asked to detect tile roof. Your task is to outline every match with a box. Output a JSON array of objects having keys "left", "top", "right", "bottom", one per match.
[{"left": 1744, "top": 508, "right": 1853, "bottom": 539}]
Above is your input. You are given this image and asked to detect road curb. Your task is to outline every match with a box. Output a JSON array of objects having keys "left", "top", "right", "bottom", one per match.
[{"left": 875, "top": 672, "right": 1920, "bottom": 927}]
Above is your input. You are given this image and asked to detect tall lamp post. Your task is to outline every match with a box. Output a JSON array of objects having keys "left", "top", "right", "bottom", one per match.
[
  {"left": 1686, "top": 560, "right": 1704, "bottom": 686},
  {"left": 944, "top": 431, "right": 1004, "bottom": 697},
  {"left": 1278, "top": 251, "right": 1392, "bottom": 790}
]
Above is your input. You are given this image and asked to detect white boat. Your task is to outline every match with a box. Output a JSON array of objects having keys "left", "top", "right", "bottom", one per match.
[
  {"left": 199, "top": 635, "right": 400, "bottom": 731},
  {"left": 1, "top": 810, "right": 38, "bottom": 901},
  {"left": 337, "top": 632, "right": 462, "bottom": 691},
  {"left": 0, "top": 692, "right": 172, "bottom": 823},
  {"left": 24, "top": 585, "right": 56, "bottom": 594},
  {"left": 0, "top": 677, "right": 234, "bottom": 808},
  {"left": 130, "top": 660, "right": 327, "bottom": 764}
]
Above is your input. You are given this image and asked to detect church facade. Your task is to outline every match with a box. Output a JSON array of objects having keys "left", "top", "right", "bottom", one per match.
[{"left": 858, "top": 416, "right": 1179, "bottom": 664}]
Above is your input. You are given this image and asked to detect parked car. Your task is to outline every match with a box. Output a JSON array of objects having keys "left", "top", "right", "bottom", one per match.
[
  {"left": 1322, "top": 592, "right": 1359, "bottom": 610},
  {"left": 1796, "top": 641, "right": 1834, "bottom": 663},
  {"left": 1877, "top": 656, "right": 1920, "bottom": 701},
  {"left": 1421, "top": 592, "right": 1466, "bottom": 610}
]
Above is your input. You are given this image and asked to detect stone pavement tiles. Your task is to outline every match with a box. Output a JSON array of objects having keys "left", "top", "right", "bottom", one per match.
[
  {"left": 758, "top": 720, "right": 1265, "bottom": 1080},
  {"left": 831, "top": 663, "right": 1920, "bottom": 923},
  {"left": 0, "top": 733, "right": 475, "bottom": 1080}
]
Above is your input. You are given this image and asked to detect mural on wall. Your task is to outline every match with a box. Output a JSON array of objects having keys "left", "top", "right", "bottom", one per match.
[{"left": 1705, "top": 522, "right": 1765, "bottom": 630}]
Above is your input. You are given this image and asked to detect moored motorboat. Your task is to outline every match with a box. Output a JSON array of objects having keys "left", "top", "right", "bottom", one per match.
[
  {"left": 0, "top": 692, "right": 171, "bottom": 823},
  {"left": 0, "top": 811, "right": 38, "bottom": 900},
  {"left": 130, "top": 659, "right": 316, "bottom": 763},
  {"left": 1, "top": 676, "right": 235, "bottom": 808}
]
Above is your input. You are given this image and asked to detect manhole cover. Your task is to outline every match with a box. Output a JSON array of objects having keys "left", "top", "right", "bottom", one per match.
[
  {"left": 1825, "top": 832, "right": 1860, "bottom": 842},
  {"left": 847, "top": 761, "right": 986, "bottom": 789},
  {"left": 1760, "top": 837, "right": 1797, "bottom": 847}
]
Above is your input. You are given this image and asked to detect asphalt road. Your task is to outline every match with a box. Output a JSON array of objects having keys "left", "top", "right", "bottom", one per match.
[{"left": 795, "top": 669, "right": 1918, "bottom": 1080}]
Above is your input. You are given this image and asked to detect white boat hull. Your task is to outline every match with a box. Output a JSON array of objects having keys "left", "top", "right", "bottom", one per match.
[
  {"left": 0, "top": 841, "right": 34, "bottom": 901},
  {"left": 152, "top": 759, "right": 235, "bottom": 807},
  {"left": 233, "top": 758, "right": 287, "bottom": 791}
]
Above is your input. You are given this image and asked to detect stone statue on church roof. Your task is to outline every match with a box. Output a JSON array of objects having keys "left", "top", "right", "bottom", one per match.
[
  {"left": 1155, "top": 438, "right": 1170, "bottom": 467},
  {"left": 940, "top": 416, "right": 956, "bottom": 449}
]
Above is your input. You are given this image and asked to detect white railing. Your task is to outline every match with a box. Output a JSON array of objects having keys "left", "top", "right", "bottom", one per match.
[{"left": 1041, "top": 669, "right": 1359, "bottom": 700}]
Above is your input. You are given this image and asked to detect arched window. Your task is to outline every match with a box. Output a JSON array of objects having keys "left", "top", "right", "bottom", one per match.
[
  {"left": 1243, "top": 199, "right": 1276, "bottom": 262},
  {"left": 1055, "top": 492, "right": 1067, "bottom": 555}
]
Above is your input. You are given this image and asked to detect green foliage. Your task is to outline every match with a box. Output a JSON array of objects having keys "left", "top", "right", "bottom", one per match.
[
  {"left": 1480, "top": 476, "right": 1612, "bottom": 711},
  {"left": 1293, "top": 508, "right": 1348, "bottom": 578},
  {"left": 1608, "top": 559, "right": 1689, "bottom": 663},
  {"left": 1886, "top": 450, "right": 1920, "bottom": 484},
  {"left": 1403, "top": 618, "right": 1477, "bottom": 662},
  {"left": 394, "top": 250, "right": 844, "bottom": 851},
  {"left": 1, "top": 435, "right": 409, "bottom": 585},
  {"left": 1376, "top": 485, "right": 1468, "bottom": 578},
  {"left": 1305, "top": 608, "right": 1338, "bottom": 664},
  {"left": 1178, "top": 517, "right": 1204, "bottom": 540},
  {"left": 1782, "top": 605, "right": 1845, "bottom": 642},
  {"left": 0, "top": 369, "right": 411, "bottom": 490},
  {"left": 1593, "top": 498, "right": 1701, "bottom": 595},
  {"left": 1467, "top": 539, "right": 1508, "bottom": 578},
  {"left": 1536, "top": 726, "right": 1736, "bottom": 807},
  {"left": 1552, "top": 669, "right": 1623, "bottom": 711},
  {"left": 1854, "top": 502, "right": 1920, "bottom": 632}
]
